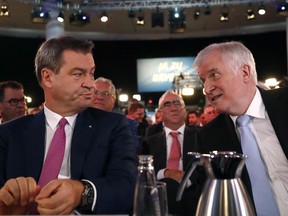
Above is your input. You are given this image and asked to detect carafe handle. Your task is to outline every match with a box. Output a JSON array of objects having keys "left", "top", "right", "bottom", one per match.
[{"left": 176, "top": 152, "right": 202, "bottom": 201}]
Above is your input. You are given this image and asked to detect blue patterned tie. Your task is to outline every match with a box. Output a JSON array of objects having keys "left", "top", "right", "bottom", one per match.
[{"left": 236, "top": 115, "right": 279, "bottom": 216}]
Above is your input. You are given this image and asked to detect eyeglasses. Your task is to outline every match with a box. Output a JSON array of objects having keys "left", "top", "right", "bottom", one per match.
[
  {"left": 160, "top": 100, "right": 182, "bottom": 109},
  {"left": 95, "top": 90, "right": 113, "bottom": 98},
  {"left": 1, "top": 97, "right": 26, "bottom": 106}
]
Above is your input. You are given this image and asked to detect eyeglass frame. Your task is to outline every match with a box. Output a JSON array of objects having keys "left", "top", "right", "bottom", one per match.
[
  {"left": 94, "top": 90, "right": 114, "bottom": 98},
  {"left": 0, "top": 97, "right": 26, "bottom": 106},
  {"left": 160, "top": 99, "right": 183, "bottom": 109}
]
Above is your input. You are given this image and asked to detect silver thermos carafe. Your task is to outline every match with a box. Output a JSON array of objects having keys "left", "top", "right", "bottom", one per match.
[{"left": 177, "top": 151, "right": 256, "bottom": 216}]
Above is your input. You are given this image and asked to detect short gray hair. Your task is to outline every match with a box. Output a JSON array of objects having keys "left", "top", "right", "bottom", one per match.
[
  {"left": 94, "top": 77, "right": 116, "bottom": 97},
  {"left": 158, "top": 89, "right": 185, "bottom": 108},
  {"left": 193, "top": 41, "right": 257, "bottom": 83}
]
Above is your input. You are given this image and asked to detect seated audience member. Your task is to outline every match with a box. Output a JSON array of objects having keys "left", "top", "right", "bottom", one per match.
[
  {"left": 91, "top": 76, "right": 139, "bottom": 152},
  {"left": 0, "top": 36, "right": 136, "bottom": 215},
  {"left": 126, "top": 102, "right": 147, "bottom": 142},
  {"left": 194, "top": 41, "right": 288, "bottom": 215},
  {"left": 186, "top": 110, "right": 200, "bottom": 127},
  {"left": 203, "top": 103, "right": 218, "bottom": 123},
  {"left": 140, "top": 90, "right": 201, "bottom": 216},
  {"left": 145, "top": 109, "right": 163, "bottom": 138},
  {"left": 0, "top": 80, "right": 26, "bottom": 123}
]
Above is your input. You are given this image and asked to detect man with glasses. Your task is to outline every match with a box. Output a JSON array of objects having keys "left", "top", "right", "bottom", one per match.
[
  {"left": 0, "top": 80, "right": 26, "bottom": 123},
  {"left": 91, "top": 77, "right": 139, "bottom": 152},
  {"left": 139, "top": 90, "right": 201, "bottom": 216}
]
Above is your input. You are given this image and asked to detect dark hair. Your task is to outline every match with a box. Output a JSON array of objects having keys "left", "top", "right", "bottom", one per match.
[
  {"left": 128, "top": 102, "right": 145, "bottom": 114},
  {"left": 35, "top": 36, "right": 94, "bottom": 84},
  {"left": 0, "top": 80, "right": 23, "bottom": 101}
]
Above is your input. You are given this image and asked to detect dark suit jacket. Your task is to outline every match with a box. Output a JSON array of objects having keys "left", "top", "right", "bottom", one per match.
[
  {"left": 145, "top": 122, "right": 164, "bottom": 138},
  {"left": 0, "top": 107, "right": 137, "bottom": 215},
  {"left": 140, "top": 125, "right": 202, "bottom": 216},
  {"left": 195, "top": 87, "right": 288, "bottom": 206}
]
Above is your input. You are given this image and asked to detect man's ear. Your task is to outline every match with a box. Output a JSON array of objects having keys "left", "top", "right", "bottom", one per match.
[
  {"left": 41, "top": 69, "right": 54, "bottom": 88},
  {"left": 242, "top": 64, "right": 251, "bottom": 82}
]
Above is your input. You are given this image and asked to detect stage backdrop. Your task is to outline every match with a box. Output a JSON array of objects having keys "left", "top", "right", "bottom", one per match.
[{"left": 137, "top": 56, "right": 198, "bottom": 93}]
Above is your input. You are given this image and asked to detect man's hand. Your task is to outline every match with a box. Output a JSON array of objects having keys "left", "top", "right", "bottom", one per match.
[
  {"left": 35, "top": 179, "right": 84, "bottom": 215},
  {"left": 0, "top": 177, "right": 40, "bottom": 215},
  {"left": 164, "top": 169, "right": 184, "bottom": 183}
]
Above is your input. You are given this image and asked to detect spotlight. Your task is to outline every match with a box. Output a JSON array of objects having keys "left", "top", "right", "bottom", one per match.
[
  {"left": 136, "top": 16, "right": 144, "bottom": 25},
  {"left": 136, "top": 10, "right": 145, "bottom": 26},
  {"left": 204, "top": 3, "right": 211, "bottom": 15},
  {"left": 31, "top": 5, "right": 50, "bottom": 24},
  {"left": 100, "top": 12, "right": 108, "bottom": 23},
  {"left": 0, "top": 1, "right": 9, "bottom": 17},
  {"left": 193, "top": 6, "right": 200, "bottom": 20},
  {"left": 128, "top": 9, "right": 136, "bottom": 19},
  {"left": 57, "top": 10, "right": 64, "bottom": 23},
  {"left": 69, "top": 10, "right": 90, "bottom": 26},
  {"left": 219, "top": 5, "right": 229, "bottom": 22},
  {"left": 151, "top": 8, "right": 164, "bottom": 27},
  {"left": 247, "top": 4, "right": 255, "bottom": 20},
  {"left": 258, "top": 3, "right": 266, "bottom": 15},
  {"left": 277, "top": 3, "right": 288, "bottom": 16},
  {"left": 169, "top": 7, "right": 185, "bottom": 33}
]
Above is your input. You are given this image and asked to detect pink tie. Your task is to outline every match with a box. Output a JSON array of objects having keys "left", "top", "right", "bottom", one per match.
[
  {"left": 167, "top": 132, "right": 181, "bottom": 170},
  {"left": 38, "top": 117, "right": 68, "bottom": 187}
]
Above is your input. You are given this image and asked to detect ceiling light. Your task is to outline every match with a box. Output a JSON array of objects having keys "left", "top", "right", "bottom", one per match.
[
  {"left": 69, "top": 10, "right": 90, "bottom": 26},
  {"left": 100, "top": 12, "right": 108, "bottom": 23},
  {"left": 57, "top": 10, "right": 64, "bottom": 23},
  {"left": 219, "top": 5, "right": 229, "bottom": 22},
  {"left": 247, "top": 4, "right": 255, "bottom": 20},
  {"left": 193, "top": 6, "right": 200, "bottom": 20},
  {"left": 0, "top": 1, "right": 9, "bottom": 17},
  {"left": 182, "top": 87, "right": 194, "bottom": 96},
  {"left": 151, "top": 8, "right": 164, "bottom": 27},
  {"left": 204, "top": 3, "right": 211, "bottom": 15},
  {"left": 277, "top": 3, "right": 288, "bottom": 16},
  {"left": 258, "top": 3, "right": 266, "bottom": 15},
  {"left": 136, "top": 10, "right": 145, "bottom": 26},
  {"left": 128, "top": 9, "right": 136, "bottom": 19},
  {"left": 31, "top": 5, "right": 50, "bottom": 24},
  {"left": 169, "top": 7, "right": 185, "bottom": 33},
  {"left": 136, "top": 16, "right": 144, "bottom": 25}
]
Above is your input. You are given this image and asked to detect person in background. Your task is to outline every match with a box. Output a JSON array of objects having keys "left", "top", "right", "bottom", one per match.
[
  {"left": 0, "top": 36, "right": 136, "bottom": 215},
  {"left": 0, "top": 80, "right": 26, "bottom": 123},
  {"left": 186, "top": 110, "right": 200, "bottom": 127},
  {"left": 140, "top": 90, "right": 201, "bottom": 216},
  {"left": 91, "top": 76, "right": 139, "bottom": 153},
  {"left": 126, "top": 102, "right": 147, "bottom": 142},
  {"left": 145, "top": 109, "right": 163, "bottom": 138},
  {"left": 194, "top": 41, "right": 288, "bottom": 215},
  {"left": 203, "top": 103, "right": 218, "bottom": 123}
]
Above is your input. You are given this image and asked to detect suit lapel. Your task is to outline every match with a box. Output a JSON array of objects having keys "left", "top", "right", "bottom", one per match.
[
  {"left": 25, "top": 110, "right": 46, "bottom": 180},
  {"left": 70, "top": 109, "right": 97, "bottom": 179},
  {"left": 261, "top": 88, "right": 288, "bottom": 158}
]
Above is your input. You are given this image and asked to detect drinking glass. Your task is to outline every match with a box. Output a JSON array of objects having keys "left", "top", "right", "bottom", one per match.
[{"left": 134, "top": 181, "right": 168, "bottom": 216}]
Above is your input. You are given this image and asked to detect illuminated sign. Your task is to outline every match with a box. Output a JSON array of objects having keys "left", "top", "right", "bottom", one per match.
[{"left": 137, "top": 56, "right": 197, "bottom": 92}]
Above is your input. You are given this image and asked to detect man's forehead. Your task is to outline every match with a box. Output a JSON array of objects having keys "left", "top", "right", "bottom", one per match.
[{"left": 4, "top": 88, "right": 24, "bottom": 98}]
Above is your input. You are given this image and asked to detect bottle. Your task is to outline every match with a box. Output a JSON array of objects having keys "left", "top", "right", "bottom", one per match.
[{"left": 133, "top": 155, "right": 161, "bottom": 216}]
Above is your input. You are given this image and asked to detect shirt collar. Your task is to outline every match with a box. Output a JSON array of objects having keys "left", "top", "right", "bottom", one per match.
[
  {"left": 230, "top": 88, "right": 266, "bottom": 124},
  {"left": 164, "top": 123, "right": 185, "bottom": 138},
  {"left": 44, "top": 104, "right": 78, "bottom": 129}
]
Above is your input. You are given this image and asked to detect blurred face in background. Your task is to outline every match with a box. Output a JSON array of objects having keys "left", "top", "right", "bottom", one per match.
[
  {"left": 0, "top": 87, "right": 26, "bottom": 123},
  {"left": 187, "top": 112, "right": 198, "bottom": 126},
  {"left": 92, "top": 81, "right": 115, "bottom": 112},
  {"left": 131, "top": 108, "right": 145, "bottom": 123}
]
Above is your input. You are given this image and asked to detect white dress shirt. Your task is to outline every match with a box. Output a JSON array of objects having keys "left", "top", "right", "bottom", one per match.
[
  {"left": 157, "top": 124, "right": 185, "bottom": 180},
  {"left": 43, "top": 105, "right": 97, "bottom": 212},
  {"left": 230, "top": 89, "right": 288, "bottom": 215}
]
